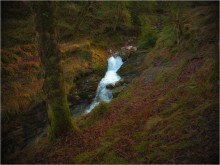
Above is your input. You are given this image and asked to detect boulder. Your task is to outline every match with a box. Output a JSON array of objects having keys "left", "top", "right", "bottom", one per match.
[
  {"left": 75, "top": 74, "right": 100, "bottom": 101},
  {"left": 119, "top": 51, "right": 129, "bottom": 62},
  {"left": 126, "top": 46, "right": 137, "bottom": 51},
  {"left": 120, "top": 46, "right": 137, "bottom": 62}
]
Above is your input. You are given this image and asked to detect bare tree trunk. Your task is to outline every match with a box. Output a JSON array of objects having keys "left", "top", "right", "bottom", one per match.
[
  {"left": 113, "top": 3, "right": 121, "bottom": 32},
  {"left": 34, "top": 2, "right": 73, "bottom": 141},
  {"left": 175, "top": 12, "right": 182, "bottom": 45}
]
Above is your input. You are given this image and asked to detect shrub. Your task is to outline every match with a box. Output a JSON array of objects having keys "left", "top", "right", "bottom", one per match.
[{"left": 156, "top": 24, "right": 176, "bottom": 49}]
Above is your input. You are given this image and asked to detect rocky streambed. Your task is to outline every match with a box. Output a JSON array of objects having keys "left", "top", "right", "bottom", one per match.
[
  {"left": 105, "top": 48, "right": 147, "bottom": 98},
  {"left": 70, "top": 45, "right": 141, "bottom": 115}
]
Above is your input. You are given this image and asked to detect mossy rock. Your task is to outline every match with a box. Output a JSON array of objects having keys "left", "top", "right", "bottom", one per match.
[
  {"left": 112, "top": 86, "right": 126, "bottom": 97},
  {"left": 78, "top": 102, "right": 110, "bottom": 129},
  {"left": 118, "top": 52, "right": 146, "bottom": 84},
  {"left": 119, "top": 51, "right": 130, "bottom": 62},
  {"left": 115, "top": 78, "right": 125, "bottom": 87},
  {"left": 75, "top": 73, "right": 101, "bottom": 101}
]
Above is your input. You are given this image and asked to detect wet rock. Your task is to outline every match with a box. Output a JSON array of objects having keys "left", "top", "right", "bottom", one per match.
[
  {"left": 105, "top": 78, "right": 125, "bottom": 90},
  {"left": 120, "top": 46, "right": 138, "bottom": 62},
  {"left": 118, "top": 51, "right": 146, "bottom": 84},
  {"left": 76, "top": 75, "right": 100, "bottom": 101},
  {"left": 106, "top": 83, "right": 114, "bottom": 89},
  {"left": 120, "top": 51, "right": 129, "bottom": 62},
  {"left": 115, "top": 78, "right": 125, "bottom": 87},
  {"left": 112, "top": 86, "right": 126, "bottom": 97}
]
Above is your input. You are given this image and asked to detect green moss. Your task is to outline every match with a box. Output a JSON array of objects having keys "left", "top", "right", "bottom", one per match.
[
  {"left": 79, "top": 102, "right": 110, "bottom": 129},
  {"left": 65, "top": 48, "right": 92, "bottom": 61},
  {"left": 97, "top": 40, "right": 108, "bottom": 49},
  {"left": 72, "top": 150, "right": 96, "bottom": 164},
  {"left": 73, "top": 137, "right": 114, "bottom": 164},
  {"left": 155, "top": 24, "right": 176, "bottom": 49},
  {"left": 99, "top": 122, "right": 121, "bottom": 143},
  {"left": 101, "top": 151, "right": 127, "bottom": 164},
  {"left": 161, "top": 57, "right": 170, "bottom": 65},
  {"left": 90, "top": 102, "right": 110, "bottom": 119},
  {"left": 141, "top": 51, "right": 155, "bottom": 70},
  {"left": 47, "top": 98, "right": 73, "bottom": 141},
  {"left": 194, "top": 58, "right": 216, "bottom": 82},
  {"left": 153, "top": 67, "right": 177, "bottom": 85},
  {"left": 131, "top": 66, "right": 218, "bottom": 162},
  {"left": 154, "top": 59, "right": 186, "bottom": 85},
  {"left": 93, "top": 33, "right": 126, "bottom": 49},
  {"left": 133, "top": 140, "right": 150, "bottom": 154},
  {"left": 92, "top": 62, "right": 105, "bottom": 75},
  {"left": 118, "top": 63, "right": 133, "bottom": 76}
]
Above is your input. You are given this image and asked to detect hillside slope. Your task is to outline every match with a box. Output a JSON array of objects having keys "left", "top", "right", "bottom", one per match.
[{"left": 5, "top": 3, "right": 219, "bottom": 164}]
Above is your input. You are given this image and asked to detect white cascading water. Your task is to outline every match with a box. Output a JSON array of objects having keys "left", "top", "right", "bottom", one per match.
[{"left": 86, "top": 53, "right": 123, "bottom": 113}]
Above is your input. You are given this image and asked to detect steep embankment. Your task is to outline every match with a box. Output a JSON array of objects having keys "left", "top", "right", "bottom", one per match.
[{"left": 7, "top": 4, "right": 218, "bottom": 164}]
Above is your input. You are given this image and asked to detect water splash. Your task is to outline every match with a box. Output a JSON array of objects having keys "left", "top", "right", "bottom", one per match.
[{"left": 86, "top": 54, "right": 123, "bottom": 113}]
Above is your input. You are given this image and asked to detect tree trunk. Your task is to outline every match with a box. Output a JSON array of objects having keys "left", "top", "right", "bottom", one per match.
[
  {"left": 34, "top": 2, "right": 73, "bottom": 140},
  {"left": 113, "top": 3, "right": 121, "bottom": 32}
]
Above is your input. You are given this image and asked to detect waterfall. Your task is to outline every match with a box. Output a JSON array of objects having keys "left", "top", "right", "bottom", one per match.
[{"left": 86, "top": 53, "right": 123, "bottom": 113}]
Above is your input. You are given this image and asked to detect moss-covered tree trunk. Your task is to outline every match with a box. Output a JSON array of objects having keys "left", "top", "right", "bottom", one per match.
[{"left": 34, "top": 2, "right": 73, "bottom": 140}]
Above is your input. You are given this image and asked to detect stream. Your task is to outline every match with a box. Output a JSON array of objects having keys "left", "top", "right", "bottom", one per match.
[{"left": 86, "top": 53, "right": 123, "bottom": 113}]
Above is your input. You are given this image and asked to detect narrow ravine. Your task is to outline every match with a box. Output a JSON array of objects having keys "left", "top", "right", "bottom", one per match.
[{"left": 86, "top": 53, "right": 123, "bottom": 113}]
